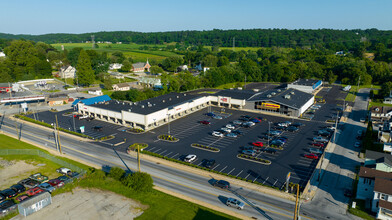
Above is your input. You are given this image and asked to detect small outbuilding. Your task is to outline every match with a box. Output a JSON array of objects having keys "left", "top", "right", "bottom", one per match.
[{"left": 18, "top": 192, "right": 52, "bottom": 217}]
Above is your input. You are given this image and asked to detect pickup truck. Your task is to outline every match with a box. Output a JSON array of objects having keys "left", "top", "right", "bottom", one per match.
[{"left": 56, "top": 167, "right": 71, "bottom": 175}]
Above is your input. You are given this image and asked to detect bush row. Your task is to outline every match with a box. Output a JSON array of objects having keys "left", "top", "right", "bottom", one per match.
[
  {"left": 237, "top": 154, "right": 272, "bottom": 165},
  {"left": 191, "top": 143, "right": 219, "bottom": 152},
  {"left": 141, "top": 150, "right": 281, "bottom": 191},
  {"left": 127, "top": 128, "right": 145, "bottom": 133},
  {"left": 269, "top": 145, "right": 284, "bottom": 150},
  {"left": 98, "top": 135, "right": 115, "bottom": 141},
  {"left": 127, "top": 143, "right": 148, "bottom": 153},
  {"left": 15, "top": 114, "right": 92, "bottom": 139},
  {"left": 158, "top": 134, "right": 178, "bottom": 142}
]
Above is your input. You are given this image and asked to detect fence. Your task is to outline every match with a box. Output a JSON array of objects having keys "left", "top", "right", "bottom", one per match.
[{"left": 0, "top": 149, "right": 86, "bottom": 174}]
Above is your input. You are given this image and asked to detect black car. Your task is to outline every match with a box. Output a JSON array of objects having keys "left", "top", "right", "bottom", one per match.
[
  {"left": 67, "top": 171, "right": 80, "bottom": 178},
  {"left": 202, "top": 159, "right": 216, "bottom": 168},
  {"left": 10, "top": 184, "right": 26, "bottom": 194},
  {"left": 0, "top": 189, "right": 17, "bottom": 199},
  {"left": 57, "top": 175, "right": 71, "bottom": 182},
  {"left": 274, "top": 126, "right": 286, "bottom": 131},
  {"left": 241, "top": 115, "right": 252, "bottom": 119},
  {"left": 18, "top": 178, "right": 40, "bottom": 188},
  {"left": 291, "top": 122, "right": 304, "bottom": 127},
  {"left": 92, "top": 126, "right": 103, "bottom": 131},
  {"left": 0, "top": 194, "right": 4, "bottom": 202},
  {"left": 232, "top": 130, "right": 243, "bottom": 135},
  {"left": 287, "top": 126, "right": 299, "bottom": 132},
  {"left": 213, "top": 180, "right": 230, "bottom": 189},
  {"left": 318, "top": 130, "right": 331, "bottom": 137},
  {"left": 0, "top": 200, "right": 16, "bottom": 213},
  {"left": 259, "top": 134, "right": 273, "bottom": 141},
  {"left": 261, "top": 147, "right": 277, "bottom": 154}
]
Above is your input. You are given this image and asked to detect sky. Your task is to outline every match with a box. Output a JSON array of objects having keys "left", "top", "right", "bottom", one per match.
[{"left": 1, "top": 0, "right": 391, "bottom": 35}]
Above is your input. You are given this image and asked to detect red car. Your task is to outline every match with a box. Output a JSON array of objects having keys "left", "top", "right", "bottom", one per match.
[
  {"left": 26, "top": 187, "right": 45, "bottom": 196},
  {"left": 304, "top": 153, "right": 319, "bottom": 159},
  {"left": 252, "top": 142, "right": 264, "bottom": 147},
  {"left": 312, "top": 142, "right": 325, "bottom": 147},
  {"left": 16, "top": 195, "right": 29, "bottom": 202},
  {"left": 48, "top": 179, "right": 65, "bottom": 188},
  {"left": 199, "top": 120, "right": 211, "bottom": 125}
]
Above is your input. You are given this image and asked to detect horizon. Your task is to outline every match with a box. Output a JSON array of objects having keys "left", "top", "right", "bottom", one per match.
[{"left": 1, "top": 0, "right": 391, "bottom": 35}]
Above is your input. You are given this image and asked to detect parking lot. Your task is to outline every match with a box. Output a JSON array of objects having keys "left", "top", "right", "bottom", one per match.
[{"left": 26, "top": 85, "right": 348, "bottom": 190}]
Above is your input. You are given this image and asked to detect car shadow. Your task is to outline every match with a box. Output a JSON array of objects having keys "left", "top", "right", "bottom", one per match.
[{"left": 218, "top": 195, "right": 228, "bottom": 205}]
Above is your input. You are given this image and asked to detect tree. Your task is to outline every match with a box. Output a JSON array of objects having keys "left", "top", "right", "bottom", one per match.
[
  {"left": 381, "top": 82, "right": 392, "bottom": 97},
  {"left": 150, "top": 65, "right": 164, "bottom": 74},
  {"left": 0, "top": 61, "right": 12, "bottom": 82},
  {"left": 162, "top": 56, "right": 183, "bottom": 72},
  {"left": 103, "top": 75, "right": 113, "bottom": 90},
  {"left": 76, "top": 50, "right": 95, "bottom": 86},
  {"left": 121, "top": 172, "right": 153, "bottom": 192},
  {"left": 120, "top": 60, "right": 132, "bottom": 72},
  {"left": 67, "top": 47, "right": 83, "bottom": 67},
  {"left": 108, "top": 167, "right": 125, "bottom": 181}
]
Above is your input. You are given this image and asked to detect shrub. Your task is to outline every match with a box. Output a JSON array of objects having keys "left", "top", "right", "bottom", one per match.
[
  {"left": 108, "top": 167, "right": 126, "bottom": 181},
  {"left": 122, "top": 172, "right": 153, "bottom": 192}
]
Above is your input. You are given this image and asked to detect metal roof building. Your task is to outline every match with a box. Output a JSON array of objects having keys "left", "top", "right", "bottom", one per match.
[
  {"left": 72, "top": 95, "right": 111, "bottom": 107},
  {"left": 287, "top": 78, "right": 322, "bottom": 94}
]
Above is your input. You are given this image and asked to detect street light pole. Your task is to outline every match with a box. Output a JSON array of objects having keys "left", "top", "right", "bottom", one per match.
[
  {"left": 73, "top": 113, "right": 76, "bottom": 132},
  {"left": 167, "top": 114, "right": 171, "bottom": 136},
  {"left": 268, "top": 121, "right": 272, "bottom": 147}
]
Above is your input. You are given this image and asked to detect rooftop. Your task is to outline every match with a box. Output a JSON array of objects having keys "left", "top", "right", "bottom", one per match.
[
  {"left": 89, "top": 92, "right": 199, "bottom": 115},
  {"left": 358, "top": 166, "right": 392, "bottom": 180},
  {"left": 73, "top": 95, "right": 111, "bottom": 106},
  {"left": 366, "top": 150, "right": 392, "bottom": 166},
  {"left": 375, "top": 177, "right": 392, "bottom": 195},
  {"left": 214, "top": 89, "right": 256, "bottom": 100},
  {"left": 379, "top": 200, "right": 392, "bottom": 211},
  {"left": 289, "top": 78, "right": 321, "bottom": 86}
]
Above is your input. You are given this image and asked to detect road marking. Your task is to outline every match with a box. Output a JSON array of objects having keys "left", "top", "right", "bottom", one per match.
[
  {"left": 160, "top": 150, "right": 167, "bottom": 155},
  {"left": 164, "top": 152, "right": 173, "bottom": 157},
  {"left": 253, "top": 175, "right": 259, "bottom": 182},
  {"left": 212, "top": 164, "right": 220, "bottom": 170},
  {"left": 227, "top": 168, "right": 235, "bottom": 175},
  {"left": 171, "top": 153, "right": 179, "bottom": 158},
  {"left": 190, "top": 159, "right": 198, "bottom": 164},
  {"left": 262, "top": 177, "right": 269, "bottom": 185},
  {"left": 148, "top": 147, "right": 156, "bottom": 151},
  {"left": 236, "top": 170, "right": 243, "bottom": 177},
  {"left": 154, "top": 139, "right": 160, "bottom": 142},
  {"left": 219, "top": 166, "right": 227, "bottom": 172},
  {"left": 197, "top": 162, "right": 203, "bottom": 166},
  {"left": 272, "top": 179, "right": 278, "bottom": 187},
  {"left": 245, "top": 173, "right": 251, "bottom": 179},
  {"left": 153, "top": 148, "right": 161, "bottom": 153}
]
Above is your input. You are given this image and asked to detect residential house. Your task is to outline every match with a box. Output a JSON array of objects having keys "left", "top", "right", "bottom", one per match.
[
  {"left": 371, "top": 106, "right": 392, "bottom": 121},
  {"left": 138, "top": 77, "right": 161, "bottom": 88},
  {"left": 365, "top": 150, "right": 392, "bottom": 172},
  {"left": 109, "top": 72, "right": 124, "bottom": 79},
  {"left": 132, "top": 60, "right": 151, "bottom": 73},
  {"left": 88, "top": 89, "right": 103, "bottom": 96},
  {"left": 112, "top": 83, "right": 130, "bottom": 91},
  {"left": 378, "top": 121, "right": 392, "bottom": 143},
  {"left": 177, "top": 65, "right": 188, "bottom": 72},
  {"left": 59, "top": 66, "right": 76, "bottom": 79},
  {"left": 384, "top": 93, "right": 392, "bottom": 104},
  {"left": 109, "top": 63, "right": 123, "bottom": 70},
  {"left": 356, "top": 166, "right": 392, "bottom": 219},
  {"left": 47, "top": 96, "right": 69, "bottom": 106}
]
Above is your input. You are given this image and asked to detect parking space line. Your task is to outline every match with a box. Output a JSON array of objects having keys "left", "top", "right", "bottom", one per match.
[
  {"left": 245, "top": 173, "right": 251, "bottom": 179},
  {"left": 197, "top": 162, "right": 203, "bottom": 166},
  {"left": 219, "top": 166, "right": 227, "bottom": 172},
  {"left": 153, "top": 148, "right": 162, "bottom": 153},
  {"left": 227, "top": 168, "right": 235, "bottom": 175},
  {"left": 160, "top": 150, "right": 167, "bottom": 155},
  {"left": 190, "top": 159, "right": 198, "bottom": 164},
  {"left": 171, "top": 153, "right": 179, "bottom": 158},
  {"left": 262, "top": 177, "right": 269, "bottom": 185},
  {"left": 253, "top": 175, "right": 260, "bottom": 182},
  {"left": 236, "top": 170, "right": 243, "bottom": 177},
  {"left": 212, "top": 164, "right": 220, "bottom": 170},
  {"left": 164, "top": 152, "right": 173, "bottom": 157},
  {"left": 148, "top": 147, "right": 156, "bottom": 151},
  {"left": 272, "top": 179, "right": 278, "bottom": 187}
]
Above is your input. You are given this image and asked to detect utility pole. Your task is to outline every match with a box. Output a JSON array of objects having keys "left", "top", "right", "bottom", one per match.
[
  {"left": 52, "top": 123, "right": 58, "bottom": 152},
  {"left": 73, "top": 113, "right": 76, "bottom": 132},
  {"left": 55, "top": 115, "right": 62, "bottom": 154},
  {"left": 137, "top": 145, "right": 141, "bottom": 172},
  {"left": 167, "top": 114, "right": 171, "bottom": 136},
  {"left": 294, "top": 184, "right": 300, "bottom": 220}
]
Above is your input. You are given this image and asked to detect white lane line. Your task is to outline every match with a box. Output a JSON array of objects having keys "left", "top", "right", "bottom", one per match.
[
  {"left": 272, "top": 179, "right": 278, "bottom": 187},
  {"left": 245, "top": 173, "right": 251, "bottom": 179},
  {"left": 148, "top": 147, "right": 156, "bottom": 151},
  {"left": 212, "top": 164, "right": 220, "bottom": 170},
  {"left": 197, "top": 162, "right": 203, "bottom": 166},
  {"left": 253, "top": 175, "right": 260, "bottom": 182},
  {"left": 219, "top": 166, "right": 227, "bottom": 172},
  {"left": 190, "top": 159, "right": 198, "bottom": 164},
  {"left": 160, "top": 150, "right": 167, "bottom": 155},
  {"left": 153, "top": 148, "right": 162, "bottom": 153},
  {"left": 227, "top": 168, "right": 235, "bottom": 175},
  {"left": 164, "top": 152, "right": 173, "bottom": 157},
  {"left": 262, "top": 177, "right": 269, "bottom": 185},
  {"left": 236, "top": 170, "right": 243, "bottom": 177},
  {"left": 171, "top": 153, "right": 179, "bottom": 158},
  {"left": 154, "top": 139, "right": 160, "bottom": 142}
]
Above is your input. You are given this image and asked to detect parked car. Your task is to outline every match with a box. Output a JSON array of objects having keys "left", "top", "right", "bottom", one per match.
[
  {"left": 220, "top": 127, "right": 232, "bottom": 133},
  {"left": 241, "top": 115, "right": 251, "bottom": 119},
  {"left": 312, "top": 142, "right": 325, "bottom": 147},
  {"left": 206, "top": 112, "right": 215, "bottom": 117},
  {"left": 354, "top": 142, "right": 361, "bottom": 148},
  {"left": 313, "top": 137, "right": 329, "bottom": 143},
  {"left": 56, "top": 167, "right": 71, "bottom": 175},
  {"left": 242, "top": 146, "right": 254, "bottom": 151},
  {"left": 57, "top": 175, "right": 71, "bottom": 182},
  {"left": 291, "top": 122, "right": 304, "bottom": 127},
  {"left": 26, "top": 187, "right": 45, "bottom": 196},
  {"left": 38, "top": 182, "right": 55, "bottom": 193},
  {"left": 10, "top": 184, "right": 26, "bottom": 194},
  {"left": 86, "top": 116, "right": 95, "bottom": 121},
  {"left": 199, "top": 120, "right": 211, "bottom": 125},
  {"left": 261, "top": 147, "right": 277, "bottom": 154},
  {"left": 18, "top": 178, "right": 40, "bottom": 188},
  {"left": 78, "top": 115, "right": 89, "bottom": 120},
  {"left": 0, "top": 200, "right": 16, "bottom": 214},
  {"left": 233, "top": 120, "right": 242, "bottom": 125},
  {"left": 67, "top": 172, "right": 80, "bottom": 178},
  {"left": 259, "top": 134, "right": 272, "bottom": 141},
  {"left": 184, "top": 154, "right": 197, "bottom": 163},
  {"left": 212, "top": 115, "right": 223, "bottom": 120},
  {"left": 318, "top": 130, "right": 331, "bottom": 137},
  {"left": 242, "top": 121, "right": 255, "bottom": 127},
  {"left": 212, "top": 131, "right": 224, "bottom": 137},
  {"left": 0, "top": 194, "right": 4, "bottom": 203},
  {"left": 270, "top": 140, "right": 284, "bottom": 146},
  {"left": 277, "top": 122, "right": 290, "bottom": 127},
  {"left": 226, "top": 198, "right": 245, "bottom": 210},
  {"left": 48, "top": 179, "right": 65, "bottom": 188},
  {"left": 274, "top": 126, "right": 286, "bottom": 131},
  {"left": 226, "top": 133, "right": 238, "bottom": 138},
  {"left": 309, "top": 148, "right": 323, "bottom": 155},
  {"left": 29, "top": 173, "right": 48, "bottom": 183},
  {"left": 287, "top": 126, "right": 299, "bottom": 132},
  {"left": 0, "top": 189, "right": 17, "bottom": 199},
  {"left": 213, "top": 180, "right": 230, "bottom": 189},
  {"left": 92, "top": 126, "right": 103, "bottom": 131},
  {"left": 304, "top": 153, "right": 319, "bottom": 159},
  {"left": 267, "top": 130, "right": 282, "bottom": 136},
  {"left": 242, "top": 150, "right": 256, "bottom": 156},
  {"left": 250, "top": 118, "right": 261, "bottom": 123},
  {"left": 232, "top": 130, "right": 243, "bottom": 135},
  {"left": 202, "top": 159, "right": 216, "bottom": 168},
  {"left": 360, "top": 118, "right": 366, "bottom": 123},
  {"left": 16, "top": 195, "right": 29, "bottom": 202},
  {"left": 252, "top": 142, "right": 264, "bottom": 147},
  {"left": 225, "top": 124, "right": 235, "bottom": 129}
]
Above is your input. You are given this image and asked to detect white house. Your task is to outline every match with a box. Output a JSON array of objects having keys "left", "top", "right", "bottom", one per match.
[
  {"left": 88, "top": 89, "right": 103, "bottom": 96},
  {"left": 109, "top": 63, "right": 123, "bottom": 70},
  {"left": 59, "top": 66, "right": 76, "bottom": 79},
  {"left": 112, "top": 83, "right": 130, "bottom": 91}
]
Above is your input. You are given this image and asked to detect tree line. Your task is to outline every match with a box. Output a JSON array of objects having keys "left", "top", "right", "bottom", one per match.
[{"left": 1, "top": 29, "right": 392, "bottom": 51}]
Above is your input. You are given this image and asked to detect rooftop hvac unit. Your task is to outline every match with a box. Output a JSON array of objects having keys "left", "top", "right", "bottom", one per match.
[
  {"left": 141, "top": 105, "right": 144, "bottom": 108},
  {"left": 177, "top": 96, "right": 179, "bottom": 98},
  {"left": 128, "top": 109, "right": 131, "bottom": 112},
  {"left": 284, "top": 94, "right": 291, "bottom": 99},
  {"left": 162, "top": 100, "right": 165, "bottom": 103},
  {"left": 169, "top": 98, "right": 172, "bottom": 101},
  {"left": 238, "top": 87, "right": 243, "bottom": 90},
  {"left": 253, "top": 89, "right": 259, "bottom": 92},
  {"left": 122, "top": 102, "right": 125, "bottom": 105},
  {"left": 184, "top": 94, "right": 187, "bottom": 96},
  {"left": 230, "top": 88, "right": 234, "bottom": 90}
]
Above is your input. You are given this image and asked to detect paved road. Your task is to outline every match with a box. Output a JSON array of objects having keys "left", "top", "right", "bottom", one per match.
[
  {"left": 301, "top": 89, "right": 369, "bottom": 220},
  {"left": 0, "top": 116, "right": 313, "bottom": 220}
]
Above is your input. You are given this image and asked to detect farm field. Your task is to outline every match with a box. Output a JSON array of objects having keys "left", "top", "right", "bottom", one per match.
[{"left": 51, "top": 43, "right": 181, "bottom": 62}]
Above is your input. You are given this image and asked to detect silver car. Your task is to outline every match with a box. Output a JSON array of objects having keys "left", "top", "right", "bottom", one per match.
[
  {"left": 309, "top": 148, "right": 322, "bottom": 154},
  {"left": 226, "top": 198, "right": 245, "bottom": 210}
]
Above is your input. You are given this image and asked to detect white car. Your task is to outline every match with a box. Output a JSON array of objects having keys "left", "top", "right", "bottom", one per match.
[
  {"left": 184, "top": 154, "right": 197, "bottom": 162},
  {"left": 233, "top": 120, "right": 242, "bottom": 125},
  {"left": 56, "top": 167, "right": 71, "bottom": 175},
  {"left": 226, "top": 124, "right": 235, "bottom": 129},
  {"left": 212, "top": 131, "right": 224, "bottom": 137},
  {"left": 221, "top": 127, "right": 232, "bottom": 133}
]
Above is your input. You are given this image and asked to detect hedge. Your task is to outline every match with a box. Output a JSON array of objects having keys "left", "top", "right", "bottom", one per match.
[
  {"left": 158, "top": 135, "right": 179, "bottom": 142},
  {"left": 141, "top": 150, "right": 282, "bottom": 191},
  {"left": 127, "top": 143, "right": 148, "bottom": 153},
  {"left": 15, "top": 114, "right": 92, "bottom": 139},
  {"left": 237, "top": 154, "right": 272, "bottom": 165},
  {"left": 191, "top": 143, "right": 219, "bottom": 152},
  {"left": 127, "top": 128, "right": 145, "bottom": 134}
]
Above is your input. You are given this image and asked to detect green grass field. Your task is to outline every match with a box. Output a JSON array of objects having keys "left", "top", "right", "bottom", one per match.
[
  {"left": 0, "top": 134, "right": 238, "bottom": 220},
  {"left": 344, "top": 84, "right": 381, "bottom": 102},
  {"left": 51, "top": 43, "right": 180, "bottom": 63}
]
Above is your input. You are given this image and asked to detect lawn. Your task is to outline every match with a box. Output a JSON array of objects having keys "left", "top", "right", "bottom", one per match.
[
  {"left": 51, "top": 43, "right": 180, "bottom": 63},
  {"left": 344, "top": 84, "right": 381, "bottom": 102},
  {"left": 348, "top": 199, "right": 375, "bottom": 220},
  {"left": 0, "top": 134, "right": 238, "bottom": 220}
]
